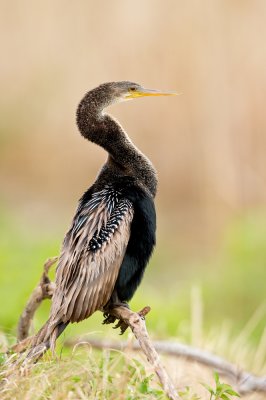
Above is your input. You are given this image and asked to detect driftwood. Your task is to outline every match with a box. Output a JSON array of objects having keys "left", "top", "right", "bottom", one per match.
[{"left": 13, "top": 257, "right": 266, "bottom": 398}]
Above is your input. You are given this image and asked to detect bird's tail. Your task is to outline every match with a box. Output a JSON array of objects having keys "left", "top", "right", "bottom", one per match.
[{"left": 23, "top": 317, "right": 68, "bottom": 364}]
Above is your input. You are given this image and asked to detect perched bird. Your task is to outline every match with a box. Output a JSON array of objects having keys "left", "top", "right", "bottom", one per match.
[{"left": 28, "top": 81, "right": 176, "bottom": 356}]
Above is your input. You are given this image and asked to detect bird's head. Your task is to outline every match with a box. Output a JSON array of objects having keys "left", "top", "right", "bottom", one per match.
[{"left": 95, "top": 81, "right": 177, "bottom": 108}]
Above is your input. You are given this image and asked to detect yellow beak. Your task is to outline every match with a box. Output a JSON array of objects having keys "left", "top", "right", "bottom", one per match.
[{"left": 126, "top": 87, "right": 178, "bottom": 99}]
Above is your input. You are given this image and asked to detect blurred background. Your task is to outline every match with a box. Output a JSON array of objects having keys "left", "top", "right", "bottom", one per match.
[{"left": 0, "top": 0, "right": 265, "bottom": 363}]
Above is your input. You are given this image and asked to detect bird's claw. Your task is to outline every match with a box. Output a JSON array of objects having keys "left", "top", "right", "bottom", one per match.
[
  {"left": 113, "top": 319, "right": 128, "bottom": 335},
  {"left": 102, "top": 314, "right": 117, "bottom": 325},
  {"left": 102, "top": 314, "right": 128, "bottom": 334}
]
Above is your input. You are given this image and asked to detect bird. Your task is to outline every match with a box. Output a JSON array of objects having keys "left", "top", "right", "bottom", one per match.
[{"left": 27, "top": 81, "right": 176, "bottom": 358}]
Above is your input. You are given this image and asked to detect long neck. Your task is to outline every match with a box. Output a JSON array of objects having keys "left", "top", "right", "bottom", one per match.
[{"left": 76, "top": 91, "right": 157, "bottom": 196}]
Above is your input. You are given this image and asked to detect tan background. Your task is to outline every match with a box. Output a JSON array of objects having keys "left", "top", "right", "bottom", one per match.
[{"left": 1, "top": 0, "right": 266, "bottom": 256}]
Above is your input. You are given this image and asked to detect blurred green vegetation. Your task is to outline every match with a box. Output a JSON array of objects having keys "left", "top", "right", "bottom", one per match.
[{"left": 0, "top": 204, "right": 265, "bottom": 350}]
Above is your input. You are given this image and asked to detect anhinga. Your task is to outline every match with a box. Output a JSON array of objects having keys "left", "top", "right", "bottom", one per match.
[{"left": 29, "top": 81, "right": 176, "bottom": 355}]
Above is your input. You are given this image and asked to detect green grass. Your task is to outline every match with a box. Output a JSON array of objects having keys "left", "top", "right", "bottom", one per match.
[
  {"left": 0, "top": 337, "right": 261, "bottom": 400},
  {"left": 0, "top": 350, "right": 166, "bottom": 400}
]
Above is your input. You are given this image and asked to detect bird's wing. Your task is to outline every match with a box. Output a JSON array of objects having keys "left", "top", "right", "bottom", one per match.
[{"left": 50, "top": 186, "right": 134, "bottom": 324}]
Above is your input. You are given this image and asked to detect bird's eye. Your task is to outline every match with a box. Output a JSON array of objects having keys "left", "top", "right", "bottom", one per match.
[{"left": 130, "top": 87, "right": 136, "bottom": 91}]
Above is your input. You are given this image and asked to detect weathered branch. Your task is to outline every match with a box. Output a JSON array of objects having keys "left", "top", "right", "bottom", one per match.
[
  {"left": 65, "top": 337, "right": 266, "bottom": 395},
  {"left": 102, "top": 306, "right": 179, "bottom": 400},
  {"left": 16, "top": 257, "right": 57, "bottom": 342}
]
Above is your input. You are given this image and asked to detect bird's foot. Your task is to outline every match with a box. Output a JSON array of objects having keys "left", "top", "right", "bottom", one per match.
[{"left": 102, "top": 301, "right": 130, "bottom": 334}]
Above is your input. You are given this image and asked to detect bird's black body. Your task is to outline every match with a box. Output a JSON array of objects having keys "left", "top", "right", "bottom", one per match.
[
  {"left": 114, "top": 179, "right": 156, "bottom": 302},
  {"left": 26, "top": 81, "right": 175, "bottom": 359}
]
